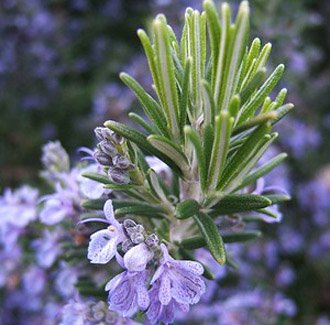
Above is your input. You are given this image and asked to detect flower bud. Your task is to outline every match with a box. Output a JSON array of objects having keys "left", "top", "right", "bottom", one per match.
[
  {"left": 123, "top": 219, "right": 137, "bottom": 229},
  {"left": 98, "top": 140, "right": 117, "bottom": 157},
  {"left": 111, "top": 132, "right": 124, "bottom": 144},
  {"left": 131, "top": 233, "right": 145, "bottom": 244},
  {"left": 41, "top": 141, "right": 70, "bottom": 173},
  {"left": 145, "top": 233, "right": 159, "bottom": 248},
  {"left": 108, "top": 167, "right": 130, "bottom": 184},
  {"left": 113, "top": 155, "right": 132, "bottom": 170},
  {"left": 122, "top": 238, "right": 134, "bottom": 253},
  {"left": 94, "top": 127, "right": 112, "bottom": 142},
  {"left": 94, "top": 150, "right": 112, "bottom": 166}
]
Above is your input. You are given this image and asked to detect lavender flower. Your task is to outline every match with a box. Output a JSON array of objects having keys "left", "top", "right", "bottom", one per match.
[
  {"left": 41, "top": 141, "right": 70, "bottom": 181},
  {"left": 105, "top": 270, "right": 150, "bottom": 317},
  {"left": 123, "top": 242, "right": 154, "bottom": 272},
  {"left": 147, "top": 280, "right": 189, "bottom": 324},
  {"left": 32, "top": 229, "right": 62, "bottom": 268},
  {"left": 147, "top": 244, "right": 205, "bottom": 323},
  {"left": 87, "top": 200, "right": 126, "bottom": 264},
  {"left": 39, "top": 183, "right": 79, "bottom": 225},
  {"left": 0, "top": 185, "right": 38, "bottom": 228},
  {"left": 79, "top": 163, "right": 109, "bottom": 199}
]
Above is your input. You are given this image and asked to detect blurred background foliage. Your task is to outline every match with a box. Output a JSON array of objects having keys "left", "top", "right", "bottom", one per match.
[{"left": 0, "top": 0, "right": 329, "bottom": 323}]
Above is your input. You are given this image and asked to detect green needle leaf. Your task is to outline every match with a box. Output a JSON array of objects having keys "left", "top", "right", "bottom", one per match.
[
  {"left": 153, "top": 16, "right": 180, "bottom": 138},
  {"left": 184, "top": 126, "right": 207, "bottom": 190},
  {"left": 147, "top": 135, "right": 190, "bottom": 177},
  {"left": 120, "top": 73, "right": 169, "bottom": 136},
  {"left": 175, "top": 199, "right": 200, "bottom": 220},
  {"left": 209, "top": 194, "right": 272, "bottom": 215},
  {"left": 238, "top": 64, "right": 285, "bottom": 123},
  {"left": 180, "top": 230, "right": 262, "bottom": 249},
  {"left": 237, "top": 152, "right": 288, "bottom": 190},
  {"left": 193, "top": 212, "right": 226, "bottom": 264},
  {"left": 208, "top": 112, "right": 234, "bottom": 191}
]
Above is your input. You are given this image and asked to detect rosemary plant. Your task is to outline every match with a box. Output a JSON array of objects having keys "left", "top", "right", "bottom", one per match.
[{"left": 81, "top": 0, "right": 293, "bottom": 323}]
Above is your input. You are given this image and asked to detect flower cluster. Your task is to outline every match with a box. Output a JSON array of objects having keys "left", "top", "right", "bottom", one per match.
[{"left": 86, "top": 199, "right": 206, "bottom": 323}]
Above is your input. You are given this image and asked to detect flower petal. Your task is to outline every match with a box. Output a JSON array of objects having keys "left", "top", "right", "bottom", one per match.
[
  {"left": 159, "top": 274, "right": 171, "bottom": 305},
  {"left": 87, "top": 229, "right": 118, "bottom": 264},
  {"left": 136, "top": 282, "right": 150, "bottom": 310},
  {"left": 105, "top": 272, "right": 125, "bottom": 292},
  {"left": 124, "top": 243, "right": 154, "bottom": 272},
  {"left": 170, "top": 271, "right": 206, "bottom": 304},
  {"left": 174, "top": 260, "right": 204, "bottom": 275}
]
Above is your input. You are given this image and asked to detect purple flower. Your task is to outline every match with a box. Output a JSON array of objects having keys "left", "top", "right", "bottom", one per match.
[
  {"left": 32, "top": 229, "right": 62, "bottom": 268},
  {"left": 41, "top": 141, "right": 70, "bottom": 181},
  {"left": 0, "top": 185, "right": 38, "bottom": 228},
  {"left": 87, "top": 200, "right": 126, "bottom": 264},
  {"left": 123, "top": 242, "right": 154, "bottom": 272},
  {"left": 146, "top": 244, "right": 205, "bottom": 323},
  {"left": 105, "top": 270, "right": 150, "bottom": 317},
  {"left": 39, "top": 184, "right": 79, "bottom": 225},
  {"left": 79, "top": 163, "right": 109, "bottom": 199},
  {"left": 147, "top": 280, "right": 189, "bottom": 324}
]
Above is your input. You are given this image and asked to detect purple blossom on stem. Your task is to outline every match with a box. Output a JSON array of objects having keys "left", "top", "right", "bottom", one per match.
[
  {"left": 146, "top": 244, "right": 206, "bottom": 324},
  {"left": 105, "top": 270, "right": 150, "bottom": 318},
  {"left": 87, "top": 200, "right": 126, "bottom": 264},
  {"left": 31, "top": 229, "right": 62, "bottom": 268},
  {"left": 39, "top": 183, "right": 79, "bottom": 225},
  {"left": 123, "top": 242, "right": 154, "bottom": 272},
  {"left": 147, "top": 280, "right": 189, "bottom": 324}
]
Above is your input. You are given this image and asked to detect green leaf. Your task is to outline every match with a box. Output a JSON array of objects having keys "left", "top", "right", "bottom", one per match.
[
  {"left": 146, "top": 169, "right": 169, "bottom": 203},
  {"left": 180, "top": 230, "right": 262, "bottom": 249},
  {"left": 203, "top": 123, "right": 214, "bottom": 173},
  {"left": 82, "top": 172, "right": 110, "bottom": 185},
  {"left": 147, "top": 135, "right": 190, "bottom": 177},
  {"left": 274, "top": 88, "right": 287, "bottom": 108},
  {"left": 120, "top": 73, "right": 169, "bottom": 136},
  {"left": 184, "top": 126, "right": 207, "bottom": 190},
  {"left": 203, "top": 0, "right": 221, "bottom": 88},
  {"left": 207, "top": 112, "right": 234, "bottom": 190},
  {"left": 239, "top": 68, "right": 266, "bottom": 104},
  {"left": 233, "top": 111, "right": 277, "bottom": 135},
  {"left": 213, "top": 2, "right": 231, "bottom": 108},
  {"left": 104, "top": 120, "right": 182, "bottom": 176},
  {"left": 103, "top": 183, "right": 135, "bottom": 191},
  {"left": 272, "top": 103, "right": 294, "bottom": 124},
  {"left": 245, "top": 38, "right": 261, "bottom": 72},
  {"left": 179, "top": 58, "right": 191, "bottom": 133},
  {"left": 265, "top": 194, "right": 291, "bottom": 204},
  {"left": 175, "top": 199, "right": 200, "bottom": 220},
  {"left": 217, "top": 123, "right": 270, "bottom": 192},
  {"left": 220, "top": 1, "right": 250, "bottom": 112},
  {"left": 238, "top": 64, "right": 285, "bottom": 123},
  {"left": 237, "top": 152, "right": 288, "bottom": 190},
  {"left": 193, "top": 212, "right": 226, "bottom": 264},
  {"left": 228, "top": 94, "right": 241, "bottom": 117},
  {"left": 81, "top": 199, "right": 106, "bottom": 210},
  {"left": 128, "top": 112, "right": 157, "bottom": 134},
  {"left": 180, "top": 235, "right": 206, "bottom": 249},
  {"left": 153, "top": 15, "right": 180, "bottom": 138},
  {"left": 201, "top": 80, "right": 216, "bottom": 125},
  {"left": 222, "top": 230, "right": 262, "bottom": 243},
  {"left": 209, "top": 194, "right": 272, "bottom": 215},
  {"left": 137, "top": 29, "right": 163, "bottom": 104},
  {"left": 115, "top": 203, "right": 166, "bottom": 218}
]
